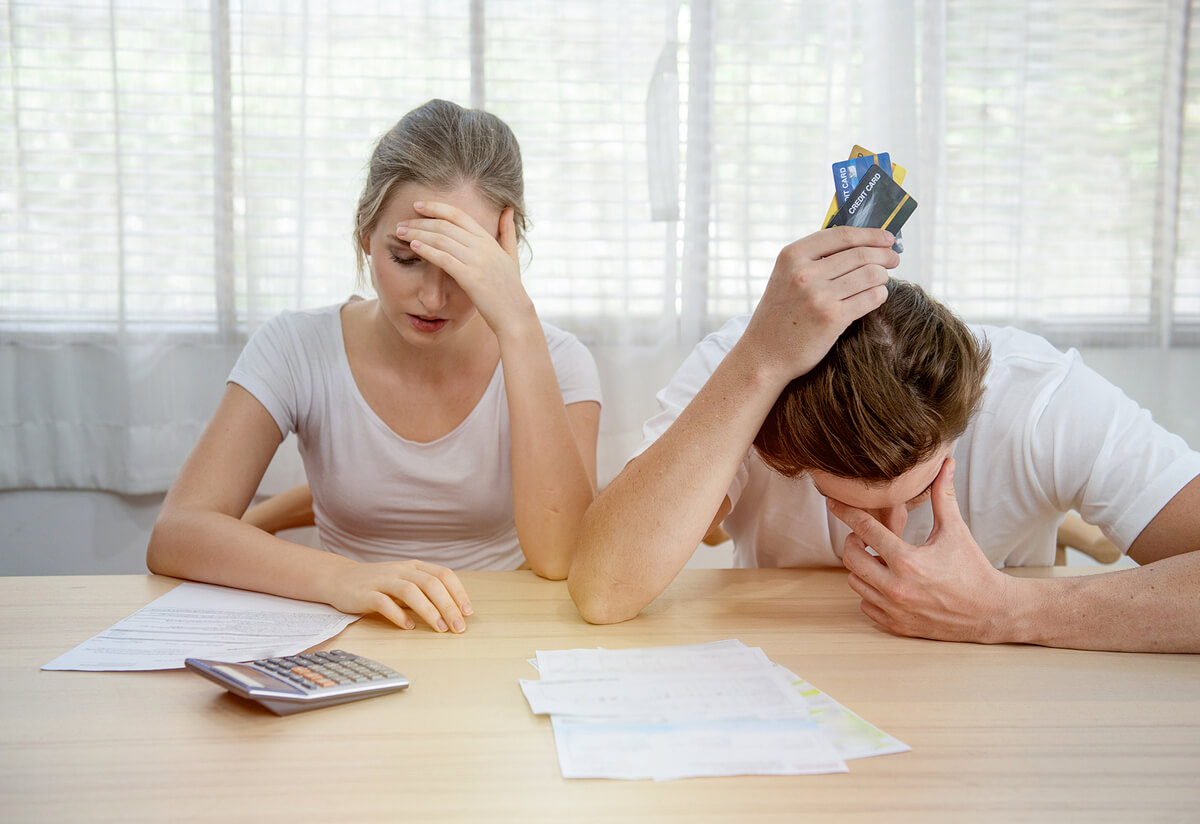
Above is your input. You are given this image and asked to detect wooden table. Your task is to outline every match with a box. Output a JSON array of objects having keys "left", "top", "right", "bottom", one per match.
[{"left": 2, "top": 569, "right": 1197, "bottom": 823}]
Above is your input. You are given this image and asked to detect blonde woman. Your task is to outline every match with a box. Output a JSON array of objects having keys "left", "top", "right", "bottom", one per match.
[{"left": 149, "top": 100, "right": 601, "bottom": 633}]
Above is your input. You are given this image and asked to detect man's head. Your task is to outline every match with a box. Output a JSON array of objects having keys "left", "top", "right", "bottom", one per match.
[{"left": 754, "top": 279, "right": 989, "bottom": 516}]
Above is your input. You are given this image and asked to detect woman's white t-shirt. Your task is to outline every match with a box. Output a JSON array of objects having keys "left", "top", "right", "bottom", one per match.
[
  {"left": 637, "top": 316, "right": 1200, "bottom": 568},
  {"left": 229, "top": 301, "right": 602, "bottom": 570}
]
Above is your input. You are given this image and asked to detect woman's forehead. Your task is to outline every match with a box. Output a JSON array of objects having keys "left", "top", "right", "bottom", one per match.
[{"left": 381, "top": 182, "right": 499, "bottom": 225}]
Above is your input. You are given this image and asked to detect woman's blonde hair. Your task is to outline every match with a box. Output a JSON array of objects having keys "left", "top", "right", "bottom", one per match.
[
  {"left": 754, "top": 279, "right": 991, "bottom": 484},
  {"left": 353, "top": 99, "right": 527, "bottom": 289}
]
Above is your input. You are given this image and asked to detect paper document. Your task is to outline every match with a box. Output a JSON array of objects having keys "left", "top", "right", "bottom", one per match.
[
  {"left": 42, "top": 582, "right": 360, "bottom": 671},
  {"left": 521, "top": 669, "right": 810, "bottom": 720},
  {"left": 534, "top": 638, "right": 773, "bottom": 678},
  {"left": 781, "top": 669, "right": 910, "bottom": 760},
  {"left": 519, "top": 640, "right": 907, "bottom": 781},
  {"left": 551, "top": 716, "right": 846, "bottom": 780}
]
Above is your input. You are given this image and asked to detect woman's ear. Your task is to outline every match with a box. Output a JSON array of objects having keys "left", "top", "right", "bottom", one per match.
[{"left": 498, "top": 206, "right": 518, "bottom": 260}]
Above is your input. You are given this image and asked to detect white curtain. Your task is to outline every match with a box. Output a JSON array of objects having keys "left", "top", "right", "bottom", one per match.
[{"left": 2, "top": 0, "right": 1197, "bottom": 494}]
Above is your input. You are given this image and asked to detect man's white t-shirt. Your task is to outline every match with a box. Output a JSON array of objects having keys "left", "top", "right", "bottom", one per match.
[
  {"left": 229, "top": 301, "right": 602, "bottom": 570},
  {"left": 637, "top": 315, "right": 1200, "bottom": 568}
]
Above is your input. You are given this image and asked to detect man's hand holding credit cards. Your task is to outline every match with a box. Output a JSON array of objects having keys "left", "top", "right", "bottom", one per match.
[{"left": 822, "top": 145, "right": 915, "bottom": 252}]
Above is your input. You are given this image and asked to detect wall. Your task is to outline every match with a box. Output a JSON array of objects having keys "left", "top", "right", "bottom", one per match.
[{"left": 1, "top": 345, "right": 1195, "bottom": 576}]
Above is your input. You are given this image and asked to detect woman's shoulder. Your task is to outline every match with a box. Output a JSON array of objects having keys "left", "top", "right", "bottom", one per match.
[
  {"left": 252, "top": 299, "right": 357, "bottom": 341},
  {"left": 538, "top": 319, "right": 594, "bottom": 356},
  {"left": 536, "top": 320, "right": 602, "bottom": 401},
  {"left": 538, "top": 318, "right": 580, "bottom": 343}
]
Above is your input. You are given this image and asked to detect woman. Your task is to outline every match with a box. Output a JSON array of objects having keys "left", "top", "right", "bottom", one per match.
[{"left": 148, "top": 100, "right": 601, "bottom": 634}]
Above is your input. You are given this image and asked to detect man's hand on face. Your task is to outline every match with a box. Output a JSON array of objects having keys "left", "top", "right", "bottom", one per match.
[{"left": 830, "top": 458, "right": 1020, "bottom": 645}]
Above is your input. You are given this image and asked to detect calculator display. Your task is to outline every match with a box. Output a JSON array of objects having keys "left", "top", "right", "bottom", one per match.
[{"left": 211, "top": 664, "right": 277, "bottom": 689}]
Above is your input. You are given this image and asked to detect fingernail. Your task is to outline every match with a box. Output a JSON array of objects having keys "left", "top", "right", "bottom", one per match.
[
  {"left": 452, "top": 619, "right": 466, "bottom": 633},
  {"left": 413, "top": 201, "right": 425, "bottom": 209},
  {"left": 403, "top": 621, "right": 415, "bottom": 630},
  {"left": 395, "top": 221, "right": 408, "bottom": 234},
  {"left": 436, "top": 619, "right": 448, "bottom": 632},
  {"left": 884, "top": 231, "right": 895, "bottom": 243},
  {"left": 461, "top": 602, "right": 473, "bottom": 616}
]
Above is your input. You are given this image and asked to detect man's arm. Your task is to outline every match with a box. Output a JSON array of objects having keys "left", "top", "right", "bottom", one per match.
[
  {"left": 836, "top": 462, "right": 1200, "bottom": 652},
  {"left": 569, "top": 227, "right": 899, "bottom": 624}
]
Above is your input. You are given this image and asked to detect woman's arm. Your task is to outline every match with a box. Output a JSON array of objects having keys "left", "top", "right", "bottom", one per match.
[
  {"left": 147, "top": 384, "right": 473, "bottom": 632},
  {"left": 498, "top": 328, "right": 600, "bottom": 580},
  {"left": 400, "top": 201, "right": 600, "bottom": 579},
  {"left": 242, "top": 483, "right": 315, "bottom": 534}
]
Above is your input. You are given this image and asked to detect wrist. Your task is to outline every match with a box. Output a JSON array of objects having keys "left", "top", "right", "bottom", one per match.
[
  {"left": 726, "top": 337, "right": 795, "bottom": 398},
  {"left": 493, "top": 303, "right": 543, "bottom": 350},
  {"left": 991, "top": 575, "right": 1050, "bottom": 645},
  {"left": 306, "top": 551, "right": 361, "bottom": 602}
]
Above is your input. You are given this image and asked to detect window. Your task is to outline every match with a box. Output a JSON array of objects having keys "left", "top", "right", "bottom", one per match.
[
  {"left": 4, "top": 0, "right": 1196, "bottom": 348},
  {"left": 3, "top": 0, "right": 1197, "bottom": 494}
]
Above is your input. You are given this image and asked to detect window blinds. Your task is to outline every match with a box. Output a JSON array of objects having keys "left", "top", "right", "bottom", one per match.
[
  {"left": 2, "top": 0, "right": 1198, "bottom": 347},
  {"left": 928, "top": 0, "right": 1193, "bottom": 345}
]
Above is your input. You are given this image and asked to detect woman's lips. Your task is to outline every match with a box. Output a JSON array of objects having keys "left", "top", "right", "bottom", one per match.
[{"left": 408, "top": 314, "right": 448, "bottom": 333}]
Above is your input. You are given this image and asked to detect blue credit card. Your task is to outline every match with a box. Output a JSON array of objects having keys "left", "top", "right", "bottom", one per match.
[{"left": 832, "top": 153, "right": 892, "bottom": 206}]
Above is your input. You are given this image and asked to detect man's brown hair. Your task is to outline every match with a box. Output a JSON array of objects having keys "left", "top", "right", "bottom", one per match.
[{"left": 753, "top": 279, "right": 990, "bottom": 483}]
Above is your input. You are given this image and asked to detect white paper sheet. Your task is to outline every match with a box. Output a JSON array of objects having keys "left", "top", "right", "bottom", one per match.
[
  {"left": 520, "top": 668, "right": 810, "bottom": 720},
  {"left": 780, "top": 668, "right": 911, "bottom": 760},
  {"left": 551, "top": 716, "right": 848, "bottom": 780},
  {"left": 42, "top": 582, "right": 360, "bottom": 671},
  {"left": 534, "top": 639, "right": 773, "bottom": 679}
]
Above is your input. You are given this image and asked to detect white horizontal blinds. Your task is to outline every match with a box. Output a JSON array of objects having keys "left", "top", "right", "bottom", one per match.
[
  {"left": 230, "top": 1, "right": 473, "bottom": 331},
  {"left": 1, "top": 0, "right": 218, "bottom": 337},
  {"left": 705, "top": 1, "right": 858, "bottom": 327},
  {"left": 483, "top": 0, "right": 668, "bottom": 341},
  {"left": 1174, "top": 3, "right": 1200, "bottom": 339},
  {"left": 6, "top": 0, "right": 1198, "bottom": 347},
  {"left": 932, "top": 0, "right": 1170, "bottom": 341}
]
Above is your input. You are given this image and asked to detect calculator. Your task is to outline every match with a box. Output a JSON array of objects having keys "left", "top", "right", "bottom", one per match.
[{"left": 185, "top": 650, "right": 409, "bottom": 715}]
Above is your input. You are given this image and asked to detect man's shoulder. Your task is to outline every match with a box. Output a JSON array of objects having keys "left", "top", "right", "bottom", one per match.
[
  {"left": 972, "top": 324, "right": 1080, "bottom": 384},
  {"left": 702, "top": 314, "right": 753, "bottom": 350}
]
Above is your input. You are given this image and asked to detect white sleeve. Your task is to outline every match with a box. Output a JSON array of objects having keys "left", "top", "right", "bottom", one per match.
[
  {"left": 226, "top": 312, "right": 310, "bottom": 440},
  {"left": 545, "top": 325, "right": 603, "bottom": 407},
  {"left": 1027, "top": 348, "right": 1200, "bottom": 551}
]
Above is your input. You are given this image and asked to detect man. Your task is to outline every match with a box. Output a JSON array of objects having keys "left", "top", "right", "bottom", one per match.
[{"left": 569, "top": 226, "right": 1200, "bottom": 652}]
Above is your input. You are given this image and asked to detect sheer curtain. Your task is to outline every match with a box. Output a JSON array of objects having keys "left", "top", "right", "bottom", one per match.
[{"left": 2, "top": 0, "right": 1197, "bottom": 498}]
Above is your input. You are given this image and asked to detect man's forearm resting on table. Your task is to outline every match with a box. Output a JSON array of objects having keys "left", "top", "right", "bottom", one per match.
[{"left": 1003, "top": 551, "right": 1200, "bottom": 652}]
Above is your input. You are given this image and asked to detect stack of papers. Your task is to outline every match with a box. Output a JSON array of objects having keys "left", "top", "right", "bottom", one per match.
[{"left": 519, "top": 639, "right": 908, "bottom": 780}]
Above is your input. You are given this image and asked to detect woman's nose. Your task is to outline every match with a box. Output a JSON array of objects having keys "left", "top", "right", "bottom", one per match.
[{"left": 418, "top": 270, "right": 450, "bottom": 311}]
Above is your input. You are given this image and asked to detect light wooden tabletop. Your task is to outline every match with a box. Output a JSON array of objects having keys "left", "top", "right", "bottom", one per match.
[{"left": 1, "top": 568, "right": 1197, "bottom": 823}]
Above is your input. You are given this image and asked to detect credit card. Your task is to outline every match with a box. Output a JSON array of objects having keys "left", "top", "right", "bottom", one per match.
[
  {"left": 823, "top": 145, "right": 907, "bottom": 228},
  {"left": 825, "top": 164, "right": 917, "bottom": 234},
  {"left": 832, "top": 152, "right": 891, "bottom": 206}
]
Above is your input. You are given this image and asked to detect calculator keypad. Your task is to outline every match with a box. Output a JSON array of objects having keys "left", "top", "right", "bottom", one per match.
[{"left": 252, "top": 650, "right": 401, "bottom": 691}]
